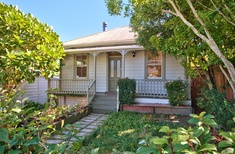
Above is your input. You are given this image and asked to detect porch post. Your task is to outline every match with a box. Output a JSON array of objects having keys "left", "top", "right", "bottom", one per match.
[
  {"left": 93, "top": 52, "right": 97, "bottom": 91},
  {"left": 121, "top": 50, "right": 126, "bottom": 78}
]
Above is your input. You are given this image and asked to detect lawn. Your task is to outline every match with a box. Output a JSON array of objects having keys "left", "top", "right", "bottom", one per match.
[{"left": 79, "top": 111, "right": 190, "bottom": 153}]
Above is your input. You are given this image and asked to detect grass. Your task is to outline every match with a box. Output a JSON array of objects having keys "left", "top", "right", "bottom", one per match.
[{"left": 78, "top": 111, "right": 190, "bottom": 153}]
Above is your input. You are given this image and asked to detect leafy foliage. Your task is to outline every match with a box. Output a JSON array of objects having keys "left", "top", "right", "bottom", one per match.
[
  {"left": 165, "top": 80, "right": 188, "bottom": 106},
  {"left": 0, "top": 3, "right": 64, "bottom": 90},
  {"left": 80, "top": 111, "right": 190, "bottom": 153},
  {"left": 117, "top": 78, "right": 136, "bottom": 105},
  {"left": 92, "top": 112, "right": 235, "bottom": 154},
  {"left": 197, "top": 87, "right": 235, "bottom": 130}
]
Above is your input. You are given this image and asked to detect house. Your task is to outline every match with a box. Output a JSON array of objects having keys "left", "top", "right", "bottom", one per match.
[{"left": 49, "top": 25, "right": 191, "bottom": 113}]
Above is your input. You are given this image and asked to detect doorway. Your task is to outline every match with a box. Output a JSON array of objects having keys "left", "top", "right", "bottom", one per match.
[{"left": 109, "top": 57, "right": 122, "bottom": 91}]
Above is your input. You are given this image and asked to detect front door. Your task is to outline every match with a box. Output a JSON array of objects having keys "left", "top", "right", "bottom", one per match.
[{"left": 109, "top": 57, "right": 121, "bottom": 91}]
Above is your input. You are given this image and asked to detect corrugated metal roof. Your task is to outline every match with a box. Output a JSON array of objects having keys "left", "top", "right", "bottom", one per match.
[{"left": 63, "top": 26, "right": 138, "bottom": 49}]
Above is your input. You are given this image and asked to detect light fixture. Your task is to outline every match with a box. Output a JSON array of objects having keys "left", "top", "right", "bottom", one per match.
[{"left": 132, "top": 51, "right": 135, "bottom": 57}]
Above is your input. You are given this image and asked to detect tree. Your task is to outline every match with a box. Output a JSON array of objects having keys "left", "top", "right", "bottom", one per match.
[
  {"left": 0, "top": 3, "right": 64, "bottom": 91},
  {"left": 105, "top": 0, "right": 235, "bottom": 97}
]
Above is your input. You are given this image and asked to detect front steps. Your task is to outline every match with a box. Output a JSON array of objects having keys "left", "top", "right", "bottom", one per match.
[{"left": 92, "top": 92, "right": 117, "bottom": 114}]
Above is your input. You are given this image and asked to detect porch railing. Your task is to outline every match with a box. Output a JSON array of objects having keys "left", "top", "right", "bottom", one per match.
[
  {"left": 135, "top": 79, "right": 170, "bottom": 98},
  {"left": 49, "top": 79, "right": 93, "bottom": 94},
  {"left": 87, "top": 80, "right": 96, "bottom": 104}
]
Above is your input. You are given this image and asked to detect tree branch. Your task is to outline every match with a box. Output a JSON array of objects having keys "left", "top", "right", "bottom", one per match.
[
  {"left": 186, "top": 0, "right": 212, "bottom": 40},
  {"left": 222, "top": 0, "right": 235, "bottom": 21},
  {"left": 166, "top": 0, "right": 209, "bottom": 42},
  {"left": 161, "top": 9, "right": 178, "bottom": 16},
  {"left": 210, "top": 0, "right": 235, "bottom": 26}
]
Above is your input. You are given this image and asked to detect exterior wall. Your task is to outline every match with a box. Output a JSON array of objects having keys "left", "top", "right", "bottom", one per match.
[
  {"left": 96, "top": 52, "right": 108, "bottom": 92},
  {"left": 20, "top": 76, "right": 48, "bottom": 104},
  {"left": 125, "top": 51, "right": 145, "bottom": 79},
  {"left": 165, "top": 54, "right": 185, "bottom": 80},
  {"left": 61, "top": 54, "right": 74, "bottom": 79}
]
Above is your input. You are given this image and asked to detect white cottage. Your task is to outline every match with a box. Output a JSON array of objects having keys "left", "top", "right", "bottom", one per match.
[{"left": 49, "top": 26, "right": 191, "bottom": 113}]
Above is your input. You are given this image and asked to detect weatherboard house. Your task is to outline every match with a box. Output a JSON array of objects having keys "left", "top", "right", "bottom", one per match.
[{"left": 49, "top": 26, "right": 191, "bottom": 113}]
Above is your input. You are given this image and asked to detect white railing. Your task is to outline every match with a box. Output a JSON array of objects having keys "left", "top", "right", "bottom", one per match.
[
  {"left": 135, "top": 79, "right": 169, "bottom": 98},
  {"left": 87, "top": 80, "right": 96, "bottom": 104},
  {"left": 49, "top": 79, "right": 93, "bottom": 94}
]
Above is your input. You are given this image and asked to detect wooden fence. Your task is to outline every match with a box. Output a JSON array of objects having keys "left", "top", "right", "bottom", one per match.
[{"left": 191, "top": 67, "right": 234, "bottom": 113}]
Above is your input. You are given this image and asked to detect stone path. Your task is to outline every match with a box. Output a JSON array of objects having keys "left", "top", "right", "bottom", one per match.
[{"left": 45, "top": 113, "right": 109, "bottom": 144}]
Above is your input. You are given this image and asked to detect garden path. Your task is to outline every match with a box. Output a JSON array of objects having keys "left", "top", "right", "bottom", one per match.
[{"left": 45, "top": 113, "right": 109, "bottom": 144}]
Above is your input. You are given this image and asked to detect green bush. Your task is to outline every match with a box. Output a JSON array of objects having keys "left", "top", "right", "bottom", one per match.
[
  {"left": 165, "top": 80, "right": 187, "bottom": 106},
  {"left": 197, "top": 87, "right": 235, "bottom": 130},
  {"left": 117, "top": 78, "right": 136, "bottom": 105}
]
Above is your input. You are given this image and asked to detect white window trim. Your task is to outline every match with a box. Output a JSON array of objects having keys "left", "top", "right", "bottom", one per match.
[
  {"left": 146, "top": 51, "right": 165, "bottom": 79},
  {"left": 74, "top": 54, "right": 88, "bottom": 79}
]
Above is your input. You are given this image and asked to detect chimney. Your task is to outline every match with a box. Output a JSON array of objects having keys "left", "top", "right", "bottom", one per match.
[{"left": 103, "top": 22, "right": 107, "bottom": 31}]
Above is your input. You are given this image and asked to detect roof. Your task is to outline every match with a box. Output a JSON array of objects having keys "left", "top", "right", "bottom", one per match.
[{"left": 63, "top": 26, "right": 138, "bottom": 49}]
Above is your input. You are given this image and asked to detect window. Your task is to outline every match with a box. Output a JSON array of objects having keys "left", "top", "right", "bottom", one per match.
[
  {"left": 147, "top": 52, "right": 162, "bottom": 78},
  {"left": 76, "top": 55, "right": 87, "bottom": 78}
]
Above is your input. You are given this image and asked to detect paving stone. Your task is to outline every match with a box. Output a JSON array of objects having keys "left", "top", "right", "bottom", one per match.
[
  {"left": 77, "top": 132, "right": 87, "bottom": 137},
  {"left": 45, "top": 139, "right": 63, "bottom": 144},
  {"left": 80, "top": 128, "right": 94, "bottom": 133},
  {"left": 86, "top": 125, "right": 98, "bottom": 129}
]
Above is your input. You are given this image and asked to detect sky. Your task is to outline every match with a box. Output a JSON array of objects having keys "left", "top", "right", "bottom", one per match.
[{"left": 2, "top": 0, "right": 130, "bottom": 42}]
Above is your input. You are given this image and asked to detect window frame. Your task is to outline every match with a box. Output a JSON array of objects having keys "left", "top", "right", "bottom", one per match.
[
  {"left": 74, "top": 54, "right": 88, "bottom": 79},
  {"left": 146, "top": 51, "right": 164, "bottom": 79}
]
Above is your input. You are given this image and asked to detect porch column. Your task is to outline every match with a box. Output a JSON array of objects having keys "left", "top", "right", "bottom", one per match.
[
  {"left": 121, "top": 50, "right": 127, "bottom": 78},
  {"left": 93, "top": 52, "right": 97, "bottom": 92}
]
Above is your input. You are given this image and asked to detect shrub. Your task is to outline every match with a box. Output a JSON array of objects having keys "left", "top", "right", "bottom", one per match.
[
  {"left": 197, "top": 87, "right": 235, "bottom": 130},
  {"left": 165, "top": 80, "right": 187, "bottom": 106},
  {"left": 117, "top": 78, "right": 136, "bottom": 105}
]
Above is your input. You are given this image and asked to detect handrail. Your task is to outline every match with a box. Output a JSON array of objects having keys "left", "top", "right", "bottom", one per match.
[{"left": 87, "top": 79, "right": 96, "bottom": 104}]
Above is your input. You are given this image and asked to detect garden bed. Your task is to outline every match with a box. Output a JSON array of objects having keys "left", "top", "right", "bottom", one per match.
[
  {"left": 120, "top": 103, "right": 192, "bottom": 115},
  {"left": 54, "top": 106, "right": 92, "bottom": 130}
]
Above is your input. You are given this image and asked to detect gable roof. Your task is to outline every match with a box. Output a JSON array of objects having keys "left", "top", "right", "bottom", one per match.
[{"left": 63, "top": 26, "right": 138, "bottom": 49}]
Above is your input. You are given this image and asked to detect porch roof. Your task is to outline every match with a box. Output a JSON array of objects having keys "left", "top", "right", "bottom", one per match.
[{"left": 63, "top": 26, "right": 138, "bottom": 50}]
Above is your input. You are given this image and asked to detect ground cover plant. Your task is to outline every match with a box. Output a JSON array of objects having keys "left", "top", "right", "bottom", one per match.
[{"left": 78, "top": 111, "right": 191, "bottom": 153}]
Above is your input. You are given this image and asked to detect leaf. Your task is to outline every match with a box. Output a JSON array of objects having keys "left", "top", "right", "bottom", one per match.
[
  {"left": 8, "top": 150, "right": 22, "bottom": 154},
  {"left": 24, "top": 137, "right": 39, "bottom": 146},
  {"left": 188, "top": 118, "right": 200, "bottom": 124},
  {"left": 199, "top": 143, "right": 217, "bottom": 152},
  {"left": 159, "top": 126, "right": 170, "bottom": 134},
  {"left": 202, "top": 118, "right": 218, "bottom": 127},
  {"left": 91, "top": 148, "right": 99, "bottom": 154},
  {"left": 0, "top": 128, "right": 10, "bottom": 143},
  {"left": 221, "top": 147, "right": 234, "bottom": 154},
  {"left": 9, "top": 138, "right": 19, "bottom": 149},
  {"left": 218, "top": 140, "right": 233, "bottom": 148},
  {"left": 136, "top": 147, "right": 158, "bottom": 154},
  {"left": 193, "top": 126, "right": 204, "bottom": 137},
  {"left": 151, "top": 137, "right": 168, "bottom": 145},
  {"left": 12, "top": 108, "right": 21, "bottom": 113},
  {"left": 0, "top": 145, "right": 4, "bottom": 154}
]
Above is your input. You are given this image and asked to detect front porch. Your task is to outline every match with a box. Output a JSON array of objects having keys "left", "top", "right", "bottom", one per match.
[
  {"left": 48, "top": 78, "right": 171, "bottom": 100},
  {"left": 49, "top": 78, "right": 190, "bottom": 103}
]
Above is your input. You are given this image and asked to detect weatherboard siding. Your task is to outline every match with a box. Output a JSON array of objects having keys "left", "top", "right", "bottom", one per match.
[
  {"left": 165, "top": 54, "right": 185, "bottom": 80},
  {"left": 125, "top": 51, "right": 145, "bottom": 79}
]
